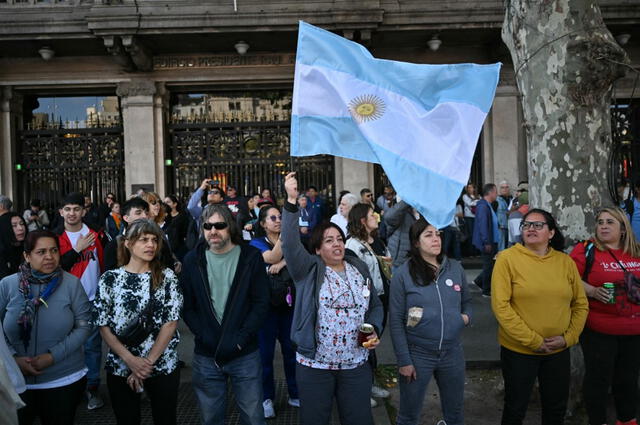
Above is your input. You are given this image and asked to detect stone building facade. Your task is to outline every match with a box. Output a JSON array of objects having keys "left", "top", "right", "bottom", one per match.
[{"left": 0, "top": 0, "right": 638, "bottom": 210}]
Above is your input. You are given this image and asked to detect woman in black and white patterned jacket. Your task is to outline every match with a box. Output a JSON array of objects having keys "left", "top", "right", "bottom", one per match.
[{"left": 94, "top": 219, "right": 183, "bottom": 425}]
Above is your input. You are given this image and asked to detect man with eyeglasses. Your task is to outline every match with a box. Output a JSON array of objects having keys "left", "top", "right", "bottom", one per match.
[
  {"left": 472, "top": 183, "right": 499, "bottom": 297},
  {"left": 180, "top": 204, "right": 270, "bottom": 425}
]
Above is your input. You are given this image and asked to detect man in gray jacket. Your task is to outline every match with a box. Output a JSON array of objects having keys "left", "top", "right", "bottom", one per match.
[{"left": 384, "top": 200, "right": 420, "bottom": 271}]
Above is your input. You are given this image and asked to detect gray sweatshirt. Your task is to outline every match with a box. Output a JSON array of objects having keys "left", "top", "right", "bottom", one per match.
[
  {"left": 0, "top": 271, "right": 92, "bottom": 385},
  {"left": 389, "top": 258, "right": 472, "bottom": 367}
]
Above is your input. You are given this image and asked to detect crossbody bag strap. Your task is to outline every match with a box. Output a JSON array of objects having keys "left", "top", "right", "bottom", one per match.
[
  {"left": 146, "top": 276, "right": 155, "bottom": 323},
  {"left": 607, "top": 249, "right": 627, "bottom": 273}
]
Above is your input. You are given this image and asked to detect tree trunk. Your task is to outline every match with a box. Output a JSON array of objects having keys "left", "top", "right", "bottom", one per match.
[{"left": 502, "top": 0, "right": 629, "bottom": 244}]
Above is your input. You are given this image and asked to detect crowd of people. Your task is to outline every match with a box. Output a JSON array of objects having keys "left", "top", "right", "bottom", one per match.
[{"left": 0, "top": 171, "right": 638, "bottom": 425}]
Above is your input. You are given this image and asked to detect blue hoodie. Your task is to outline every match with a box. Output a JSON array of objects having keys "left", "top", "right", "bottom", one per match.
[{"left": 389, "top": 258, "right": 472, "bottom": 367}]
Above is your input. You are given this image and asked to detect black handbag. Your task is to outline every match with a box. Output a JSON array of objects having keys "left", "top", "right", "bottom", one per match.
[
  {"left": 115, "top": 281, "right": 155, "bottom": 347},
  {"left": 268, "top": 267, "right": 295, "bottom": 308}
]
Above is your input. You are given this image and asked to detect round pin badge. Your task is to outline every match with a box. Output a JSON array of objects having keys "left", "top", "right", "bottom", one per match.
[{"left": 445, "top": 279, "right": 453, "bottom": 287}]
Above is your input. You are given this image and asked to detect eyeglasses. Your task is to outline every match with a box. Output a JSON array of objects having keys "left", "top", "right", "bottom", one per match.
[
  {"left": 203, "top": 222, "right": 229, "bottom": 231},
  {"left": 268, "top": 215, "right": 282, "bottom": 222},
  {"left": 520, "top": 221, "right": 547, "bottom": 230}
]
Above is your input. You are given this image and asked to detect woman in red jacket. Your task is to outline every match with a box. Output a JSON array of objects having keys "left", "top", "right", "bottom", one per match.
[{"left": 570, "top": 207, "right": 640, "bottom": 425}]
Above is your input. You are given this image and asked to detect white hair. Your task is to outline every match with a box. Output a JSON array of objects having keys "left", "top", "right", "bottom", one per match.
[{"left": 341, "top": 193, "right": 359, "bottom": 207}]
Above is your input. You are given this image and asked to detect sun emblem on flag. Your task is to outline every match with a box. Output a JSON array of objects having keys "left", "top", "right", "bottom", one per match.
[{"left": 349, "top": 94, "right": 386, "bottom": 123}]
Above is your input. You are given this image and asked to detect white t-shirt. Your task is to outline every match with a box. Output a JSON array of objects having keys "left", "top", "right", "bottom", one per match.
[
  {"left": 330, "top": 214, "right": 348, "bottom": 237},
  {"left": 65, "top": 224, "right": 100, "bottom": 301}
]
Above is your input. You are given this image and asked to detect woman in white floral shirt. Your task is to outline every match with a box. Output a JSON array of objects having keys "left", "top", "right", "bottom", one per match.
[
  {"left": 281, "top": 173, "right": 384, "bottom": 425},
  {"left": 94, "top": 219, "right": 183, "bottom": 425}
]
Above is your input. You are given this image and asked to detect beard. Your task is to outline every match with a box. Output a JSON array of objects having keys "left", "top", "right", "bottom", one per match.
[{"left": 207, "top": 234, "right": 230, "bottom": 251}]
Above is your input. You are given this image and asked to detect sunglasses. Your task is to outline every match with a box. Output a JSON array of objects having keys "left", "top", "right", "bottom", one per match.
[
  {"left": 203, "top": 221, "right": 229, "bottom": 231},
  {"left": 268, "top": 215, "right": 282, "bottom": 222},
  {"left": 209, "top": 191, "right": 221, "bottom": 195}
]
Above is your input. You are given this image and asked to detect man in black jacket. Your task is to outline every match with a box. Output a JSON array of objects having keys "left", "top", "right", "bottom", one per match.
[{"left": 180, "top": 204, "right": 270, "bottom": 425}]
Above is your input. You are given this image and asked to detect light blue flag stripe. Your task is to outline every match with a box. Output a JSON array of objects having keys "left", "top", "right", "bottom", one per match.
[
  {"left": 295, "top": 21, "right": 500, "bottom": 113},
  {"left": 373, "top": 143, "right": 463, "bottom": 227},
  {"left": 291, "top": 115, "right": 378, "bottom": 163}
]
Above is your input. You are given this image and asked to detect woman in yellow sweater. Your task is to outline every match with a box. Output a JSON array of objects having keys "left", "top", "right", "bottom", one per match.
[{"left": 491, "top": 208, "right": 588, "bottom": 425}]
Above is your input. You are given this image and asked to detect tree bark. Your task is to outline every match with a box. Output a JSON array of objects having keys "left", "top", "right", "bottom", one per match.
[{"left": 502, "top": 0, "right": 629, "bottom": 244}]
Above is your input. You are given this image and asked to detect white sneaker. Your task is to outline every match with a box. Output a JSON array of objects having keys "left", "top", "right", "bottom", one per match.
[
  {"left": 287, "top": 397, "right": 300, "bottom": 408},
  {"left": 371, "top": 385, "right": 390, "bottom": 398},
  {"left": 86, "top": 390, "right": 104, "bottom": 410},
  {"left": 263, "top": 399, "right": 276, "bottom": 419},
  {"left": 370, "top": 397, "right": 378, "bottom": 408}
]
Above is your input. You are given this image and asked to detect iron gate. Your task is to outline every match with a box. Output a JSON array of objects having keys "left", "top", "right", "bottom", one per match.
[
  {"left": 17, "top": 127, "right": 126, "bottom": 212},
  {"left": 167, "top": 120, "right": 335, "bottom": 208}
]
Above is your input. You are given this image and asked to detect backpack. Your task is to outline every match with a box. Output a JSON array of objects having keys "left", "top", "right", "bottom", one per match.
[
  {"left": 185, "top": 216, "right": 201, "bottom": 251},
  {"left": 581, "top": 240, "right": 596, "bottom": 281}
]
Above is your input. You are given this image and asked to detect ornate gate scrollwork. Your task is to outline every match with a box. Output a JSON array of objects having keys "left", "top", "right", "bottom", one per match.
[
  {"left": 17, "top": 127, "right": 125, "bottom": 211},
  {"left": 168, "top": 120, "right": 335, "bottom": 209}
]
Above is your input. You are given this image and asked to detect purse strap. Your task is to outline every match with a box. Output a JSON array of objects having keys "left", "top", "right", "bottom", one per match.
[
  {"left": 145, "top": 277, "right": 155, "bottom": 322},
  {"left": 607, "top": 250, "right": 628, "bottom": 273}
]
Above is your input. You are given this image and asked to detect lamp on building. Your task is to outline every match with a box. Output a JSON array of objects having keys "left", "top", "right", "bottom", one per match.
[
  {"left": 234, "top": 41, "right": 250, "bottom": 55},
  {"left": 615, "top": 33, "right": 631, "bottom": 46},
  {"left": 427, "top": 35, "right": 442, "bottom": 52},
  {"left": 38, "top": 46, "right": 55, "bottom": 61}
]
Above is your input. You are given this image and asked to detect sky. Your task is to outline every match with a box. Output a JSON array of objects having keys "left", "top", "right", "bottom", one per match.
[{"left": 33, "top": 97, "right": 107, "bottom": 123}]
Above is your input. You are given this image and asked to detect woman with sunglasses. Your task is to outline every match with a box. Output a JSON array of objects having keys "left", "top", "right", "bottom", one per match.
[
  {"left": 249, "top": 206, "right": 299, "bottom": 418},
  {"left": 492, "top": 208, "right": 588, "bottom": 424},
  {"left": 1, "top": 230, "right": 92, "bottom": 425},
  {"left": 94, "top": 219, "right": 183, "bottom": 425},
  {"left": 281, "top": 172, "right": 383, "bottom": 425},
  {"left": 570, "top": 207, "right": 640, "bottom": 425}
]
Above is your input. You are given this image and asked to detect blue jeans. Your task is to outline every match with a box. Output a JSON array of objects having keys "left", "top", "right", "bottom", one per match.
[
  {"left": 84, "top": 326, "right": 102, "bottom": 389},
  {"left": 192, "top": 350, "right": 266, "bottom": 425},
  {"left": 397, "top": 343, "right": 465, "bottom": 425},
  {"left": 258, "top": 308, "right": 298, "bottom": 401}
]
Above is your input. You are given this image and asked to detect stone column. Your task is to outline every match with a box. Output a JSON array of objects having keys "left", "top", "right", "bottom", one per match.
[
  {"left": 0, "top": 87, "right": 15, "bottom": 199},
  {"left": 153, "top": 83, "right": 169, "bottom": 197},
  {"left": 117, "top": 80, "right": 158, "bottom": 195},
  {"left": 483, "top": 85, "right": 526, "bottom": 188},
  {"left": 334, "top": 157, "right": 375, "bottom": 195}
]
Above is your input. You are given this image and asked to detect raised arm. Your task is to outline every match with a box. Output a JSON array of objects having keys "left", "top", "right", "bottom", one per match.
[{"left": 280, "top": 172, "right": 316, "bottom": 283}]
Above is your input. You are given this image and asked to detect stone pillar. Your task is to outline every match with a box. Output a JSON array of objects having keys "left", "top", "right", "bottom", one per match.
[
  {"left": 117, "top": 80, "right": 158, "bottom": 195},
  {"left": 153, "top": 82, "right": 169, "bottom": 197},
  {"left": 0, "top": 87, "right": 15, "bottom": 199},
  {"left": 334, "top": 157, "right": 375, "bottom": 195},
  {"left": 483, "top": 86, "right": 527, "bottom": 188}
]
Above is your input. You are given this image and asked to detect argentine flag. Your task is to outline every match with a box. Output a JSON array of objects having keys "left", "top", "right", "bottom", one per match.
[{"left": 291, "top": 21, "right": 501, "bottom": 228}]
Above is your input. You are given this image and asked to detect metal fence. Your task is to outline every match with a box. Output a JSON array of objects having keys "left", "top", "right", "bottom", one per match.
[
  {"left": 167, "top": 120, "right": 335, "bottom": 208},
  {"left": 16, "top": 126, "right": 125, "bottom": 213}
]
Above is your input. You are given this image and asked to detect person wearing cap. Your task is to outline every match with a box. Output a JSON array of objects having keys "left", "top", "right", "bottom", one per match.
[{"left": 224, "top": 185, "right": 251, "bottom": 230}]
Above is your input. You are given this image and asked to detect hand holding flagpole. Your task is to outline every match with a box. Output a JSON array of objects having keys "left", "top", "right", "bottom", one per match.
[{"left": 284, "top": 172, "right": 299, "bottom": 204}]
